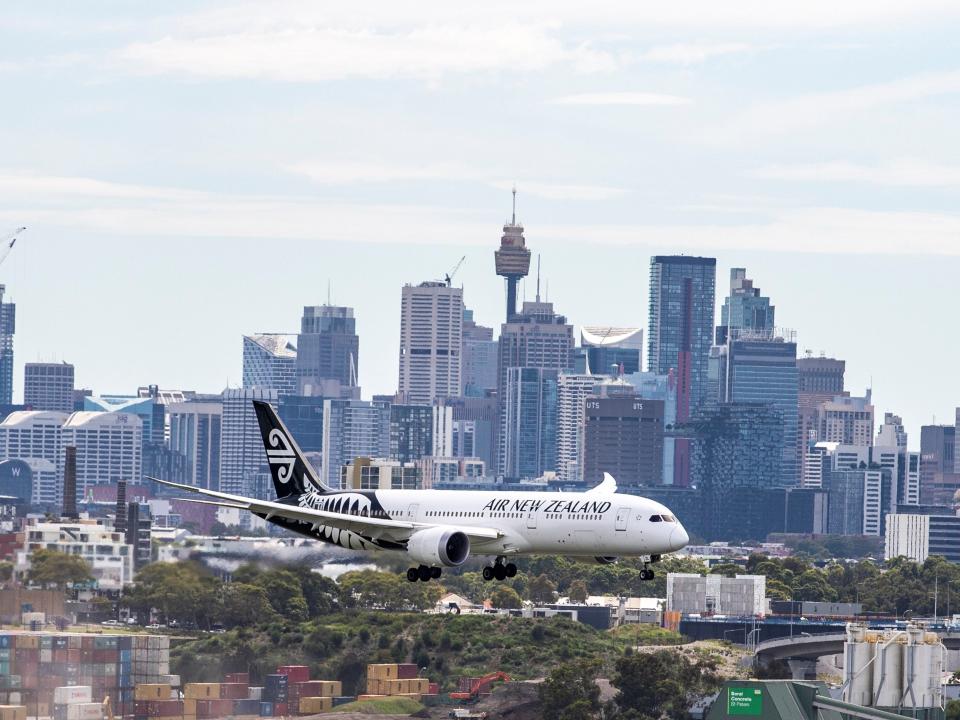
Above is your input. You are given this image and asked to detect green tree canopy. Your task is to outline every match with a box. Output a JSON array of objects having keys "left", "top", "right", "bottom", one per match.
[
  {"left": 528, "top": 574, "right": 557, "bottom": 604},
  {"left": 28, "top": 549, "right": 93, "bottom": 588},
  {"left": 489, "top": 586, "right": 523, "bottom": 609},
  {"left": 568, "top": 579, "right": 589, "bottom": 604},
  {"left": 539, "top": 660, "right": 601, "bottom": 720},
  {"left": 612, "top": 649, "right": 720, "bottom": 720}
]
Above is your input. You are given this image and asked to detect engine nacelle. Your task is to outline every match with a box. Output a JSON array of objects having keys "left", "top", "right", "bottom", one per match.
[
  {"left": 407, "top": 527, "right": 470, "bottom": 567},
  {"left": 570, "top": 556, "right": 619, "bottom": 565}
]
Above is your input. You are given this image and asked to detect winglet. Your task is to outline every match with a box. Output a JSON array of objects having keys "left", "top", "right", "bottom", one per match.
[{"left": 587, "top": 472, "right": 618, "bottom": 494}]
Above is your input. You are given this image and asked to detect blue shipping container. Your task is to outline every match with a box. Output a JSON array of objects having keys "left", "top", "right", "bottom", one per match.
[{"left": 259, "top": 702, "right": 274, "bottom": 717}]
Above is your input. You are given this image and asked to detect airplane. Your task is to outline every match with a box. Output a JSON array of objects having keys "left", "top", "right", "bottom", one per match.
[{"left": 153, "top": 401, "right": 689, "bottom": 583}]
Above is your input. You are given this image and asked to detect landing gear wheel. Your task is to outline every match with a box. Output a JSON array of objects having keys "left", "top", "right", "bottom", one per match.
[
  {"left": 505, "top": 563, "right": 517, "bottom": 578},
  {"left": 431, "top": 567, "right": 442, "bottom": 579},
  {"left": 482, "top": 566, "right": 495, "bottom": 582},
  {"left": 418, "top": 565, "right": 432, "bottom": 582},
  {"left": 640, "top": 568, "right": 655, "bottom": 581},
  {"left": 406, "top": 568, "right": 419, "bottom": 582},
  {"left": 493, "top": 564, "right": 507, "bottom": 581}
]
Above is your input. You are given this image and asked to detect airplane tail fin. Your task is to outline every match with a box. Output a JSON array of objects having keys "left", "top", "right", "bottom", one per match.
[{"left": 253, "top": 400, "right": 330, "bottom": 498}]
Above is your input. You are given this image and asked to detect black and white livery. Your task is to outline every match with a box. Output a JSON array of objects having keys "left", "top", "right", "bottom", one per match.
[{"left": 153, "top": 401, "right": 689, "bottom": 582}]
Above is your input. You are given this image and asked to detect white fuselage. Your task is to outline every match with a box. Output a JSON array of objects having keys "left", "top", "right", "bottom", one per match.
[{"left": 295, "top": 487, "right": 689, "bottom": 559}]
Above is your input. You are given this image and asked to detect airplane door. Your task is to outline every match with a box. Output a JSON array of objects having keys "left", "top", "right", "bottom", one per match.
[
  {"left": 615, "top": 507, "right": 629, "bottom": 531},
  {"left": 407, "top": 504, "right": 419, "bottom": 521},
  {"left": 526, "top": 509, "right": 537, "bottom": 530}
]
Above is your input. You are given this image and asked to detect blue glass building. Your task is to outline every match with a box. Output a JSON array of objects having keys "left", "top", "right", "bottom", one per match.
[{"left": 501, "top": 367, "right": 558, "bottom": 480}]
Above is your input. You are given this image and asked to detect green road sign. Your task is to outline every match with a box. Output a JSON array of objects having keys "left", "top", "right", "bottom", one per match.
[{"left": 727, "top": 687, "right": 763, "bottom": 716}]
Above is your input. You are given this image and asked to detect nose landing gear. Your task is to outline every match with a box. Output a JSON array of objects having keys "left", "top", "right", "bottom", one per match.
[
  {"left": 482, "top": 557, "right": 517, "bottom": 581},
  {"left": 406, "top": 565, "right": 442, "bottom": 582}
]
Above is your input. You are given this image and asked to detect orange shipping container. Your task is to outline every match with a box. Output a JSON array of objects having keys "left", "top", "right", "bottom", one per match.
[
  {"left": 298, "top": 697, "right": 332, "bottom": 714},
  {"left": 0, "top": 707, "right": 27, "bottom": 720}
]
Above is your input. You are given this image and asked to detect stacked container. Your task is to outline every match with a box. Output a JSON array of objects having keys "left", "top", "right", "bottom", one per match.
[{"left": 362, "top": 664, "right": 432, "bottom": 702}]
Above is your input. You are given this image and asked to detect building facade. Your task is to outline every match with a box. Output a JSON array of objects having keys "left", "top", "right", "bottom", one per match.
[
  {"left": 462, "top": 309, "right": 498, "bottom": 397},
  {"left": 500, "top": 367, "right": 558, "bottom": 480},
  {"left": 219, "top": 388, "right": 277, "bottom": 497},
  {"left": 242, "top": 334, "right": 297, "bottom": 395},
  {"left": 62, "top": 412, "right": 143, "bottom": 499},
  {"left": 297, "top": 305, "right": 359, "bottom": 396},
  {"left": 398, "top": 282, "right": 463, "bottom": 404},
  {"left": 666, "top": 573, "right": 766, "bottom": 616},
  {"left": 556, "top": 373, "right": 602, "bottom": 483},
  {"left": 816, "top": 391, "right": 875, "bottom": 446},
  {"left": 716, "top": 268, "right": 775, "bottom": 343},
  {"left": 920, "top": 425, "right": 955, "bottom": 506},
  {"left": 0, "top": 285, "right": 14, "bottom": 406},
  {"left": 168, "top": 400, "right": 222, "bottom": 489},
  {"left": 24, "top": 362, "right": 75, "bottom": 413},
  {"left": 277, "top": 394, "right": 325, "bottom": 454},
  {"left": 322, "top": 399, "right": 390, "bottom": 488},
  {"left": 580, "top": 326, "right": 643, "bottom": 376},
  {"left": 581, "top": 395, "right": 664, "bottom": 487},
  {"left": 0, "top": 411, "right": 68, "bottom": 505},
  {"left": 17, "top": 521, "right": 133, "bottom": 590}
]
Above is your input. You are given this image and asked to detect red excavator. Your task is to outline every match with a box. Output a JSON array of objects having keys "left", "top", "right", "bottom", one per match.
[{"left": 449, "top": 672, "right": 511, "bottom": 701}]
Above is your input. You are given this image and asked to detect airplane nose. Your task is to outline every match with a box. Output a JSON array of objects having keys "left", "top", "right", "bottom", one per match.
[{"left": 669, "top": 525, "right": 689, "bottom": 551}]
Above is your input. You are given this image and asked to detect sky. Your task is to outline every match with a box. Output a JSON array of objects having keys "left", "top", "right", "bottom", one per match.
[{"left": 2, "top": 1, "right": 960, "bottom": 442}]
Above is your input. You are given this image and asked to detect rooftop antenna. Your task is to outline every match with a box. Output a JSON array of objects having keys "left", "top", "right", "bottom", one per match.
[
  {"left": 511, "top": 186, "right": 517, "bottom": 225},
  {"left": 535, "top": 254, "right": 541, "bottom": 302}
]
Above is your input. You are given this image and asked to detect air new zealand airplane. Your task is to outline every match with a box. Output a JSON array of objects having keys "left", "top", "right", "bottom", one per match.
[{"left": 154, "top": 401, "right": 689, "bottom": 583}]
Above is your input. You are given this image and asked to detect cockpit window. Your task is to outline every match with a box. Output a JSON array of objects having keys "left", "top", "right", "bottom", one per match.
[
  {"left": 662, "top": 514, "right": 676, "bottom": 522},
  {"left": 649, "top": 515, "right": 663, "bottom": 522}
]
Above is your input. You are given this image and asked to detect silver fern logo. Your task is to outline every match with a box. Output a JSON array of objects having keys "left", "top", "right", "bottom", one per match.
[{"left": 266, "top": 428, "right": 296, "bottom": 484}]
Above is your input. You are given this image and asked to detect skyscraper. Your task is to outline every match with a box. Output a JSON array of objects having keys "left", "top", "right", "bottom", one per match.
[
  {"left": 24, "top": 362, "right": 75, "bottom": 413},
  {"left": 169, "top": 398, "right": 222, "bottom": 490},
  {"left": 0, "top": 285, "right": 14, "bottom": 405},
  {"left": 582, "top": 386, "right": 664, "bottom": 488},
  {"left": 398, "top": 282, "right": 463, "bottom": 404},
  {"left": 580, "top": 326, "right": 643, "bottom": 375},
  {"left": 321, "top": 398, "right": 390, "bottom": 488},
  {"left": 462, "top": 309, "right": 498, "bottom": 397},
  {"left": 219, "top": 388, "right": 277, "bottom": 496},
  {"left": 500, "top": 367, "right": 558, "bottom": 480},
  {"left": 497, "top": 301, "right": 575, "bottom": 476},
  {"left": 816, "top": 391, "right": 874, "bottom": 446},
  {"left": 715, "top": 268, "right": 774, "bottom": 344},
  {"left": 242, "top": 334, "right": 297, "bottom": 395},
  {"left": 494, "top": 189, "right": 531, "bottom": 321},
  {"left": 389, "top": 404, "right": 434, "bottom": 463},
  {"left": 648, "top": 256, "right": 716, "bottom": 486},
  {"left": 796, "top": 355, "right": 846, "bottom": 486},
  {"left": 62, "top": 411, "right": 143, "bottom": 498},
  {"left": 296, "top": 305, "right": 359, "bottom": 396},
  {"left": 556, "top": 373, "right": 602, "bottom": 482},
  {"left": 919, "top": 425, "right": 955, "bottom": 505}
]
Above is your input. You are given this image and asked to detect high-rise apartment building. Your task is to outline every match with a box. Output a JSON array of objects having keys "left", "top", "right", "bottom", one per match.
[
  {"left": 0, "top": 285, "right": 14, "bottom": 406},
  {"left": 62, "top": 412, "right": 143, "bottom": 500},
  {"left": 242, "top": 334, "right": 297, "bottom": 395},
  {"left": 497, "top": 301, "right": 574, "bottom": 476},
  {"left": 297, "top": 305, "right": 359, "bottom": 396},
  {"left": 582, "top": 391, "right": 664, "bottom": 488},
  {"left": 0, "top": 410, "right": 68, "bottom": 505},
  {"left": 462, "top": 309, "right": 498, "bottom": 397},
  {"left": 398, "top": 282, "right": 463, "bottom": 404},
  {"left": 447, "top": 395, "right": 497, "bottom": 473},
  {"left": 219, "top": 388, "right": 277, "bottom": 497},
  {"left": 169, "top": 399, "right": 222, "bottom": 489},
  {"left": 501, "top": 367, "right": 558, "bottom": 480},
  {"left": 716, "top": 338, "right": 799, "bottom": 485},
  {"left": 797, "top": 355, "right": 846, "bottom": 487},
  {"left": 580, "top": 327, "right": 643, "bottom": 376},
  {"left": 24, "top": 362, "right": 75, "bottom": 413},
  {"left": 816, "top": 391, "right": 874, "bottom": 446},
  {"left": 919, "top": 425, "right": 955, "bottom": 505},
  {"left": 321, "top": 398, "right": 390, "bottom": 488},
  {"left": 390, "top": 404, "right": 433, "bottom": 463},
  {"left": 556, "top": 373, "right": 602, "bottom": 482}
]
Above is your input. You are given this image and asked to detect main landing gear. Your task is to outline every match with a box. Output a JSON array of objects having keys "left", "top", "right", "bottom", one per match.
[
  {"left": 406, "top": 565, "right": 442, "bottom": 582},
  {"left": 482, "top": 558, "right": 517, "bottom": 582},
  {"left": 639, "top": 554, "right": 660, "bottom": 581}
]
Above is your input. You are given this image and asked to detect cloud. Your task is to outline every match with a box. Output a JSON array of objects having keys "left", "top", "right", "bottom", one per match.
[
  {"left": 550, "top": 91, "right": 691, "bottom": 106},
  {"left": 487, "top": 180, "right": 628, "bottom": 201},
  {"left": 640, "top": 42, "right": 752, "bottom": 65},
  {"left": 750, "top": 159, "right": 960, "bottom": 187}
]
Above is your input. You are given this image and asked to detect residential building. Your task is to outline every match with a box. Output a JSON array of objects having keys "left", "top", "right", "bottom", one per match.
[
  {"left": 447, "top": 395, "right": 498, "bottom": 474},
  {"left": 297, "top": 305, "right": 359, "bottom": 396},
  {"left": 556, "top": 373, "right": 602, "bottom": 482},
  {"left": 219, "top": 388, "right": 277, "bottom": 497},
  {"left": 342, "top": 457, "right": 421, "bottom": 490},
  {"left": 390, "top": 404, "right": 433, "bottom": 463},
  {"left": 825, "top": 467, "right": 891, "bottom": 536},
  {"left": 24, "top": 362, "right": 75, "bottom": 413},
  {"left": 580, "top": 326, "right": 642, "bottom": 375},
  {"left": 17, "top": 521, "right": 133, "bottom": 590},
  {"left": 666, "top": 573, "right": 765, "bottom": 616},
  {"left": 647, "top": 256, "right": 715, "bottom": 486},
  {"left": 168, "top": 399, "right": 222, "bottom": 489},
  {"left": 816, "top": 391, "right": 875, "bottom": 446},
  {"left": 582, "top": 392, "right": 664, "bottom": 488},
  {"left": 501, "top": 367, "right": 558, "bottom": 480},
  {"left": 62, "top": 412, "right": 143, "bottom": 499},
  {"left": 797, "top": 355, "right": 846, "bottom": 490},
  {"left": 920, "top": 425, "right": 955, "bottom": 505},
  {"left": 0, "top": 285, "right": 14, "bottom": 405},
  {"left": 497, "top": 301, "right": 575, "bottom": 475},
  {"left": 419, "top": 456, "right": 485, "bottom": 488},
  {"left": 398, "top": 282, "right": 463, "bottom": 404},
  {"left": 242, "top": 334, "right": 297, "bottom": 395},
  {"left": 322, "top": 399, "right": 390, "bottom": 488},
  {"left": 0, "top": 411, "right": 67, "bottom": 505},
  {"left": 462, "top": 309, "right": 498, "bottom": 397},
  {"left": 125, "top": 502, "right": 152, "bottom": 569}
]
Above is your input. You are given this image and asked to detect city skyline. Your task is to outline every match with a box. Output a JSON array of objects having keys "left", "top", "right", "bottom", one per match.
[{"left": 3, "top": 2, "right": 960, "bottom": 442}]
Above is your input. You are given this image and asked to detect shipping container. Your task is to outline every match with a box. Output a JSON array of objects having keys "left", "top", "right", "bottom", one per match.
[
  {"left": 259, "top": 702, "right": 274, "bottom": 717},
  {"left": 396, "top": 664, "right": 418, "bottom": 680},
  {"left": 232, "top": 699, "right": 260, "bottom": 715},
  {"left": 220, "top": 683, "right": 248, "bottom": 699},
  {"left": 0, "top": 707, "right": 26, "bottom": 720},
  {"left": 298, "top": 696, "right": 332, "bottom": 714},
  {"left": 184, "top": 683, "right": 220, "bottom": 699},
  {"left": 224, "top": 673, "right": 250, "bottom": 685},
  {"left": 65, "top": 702, "right": 103, "bottom": 720},
  {"left": 247, "top": 687, "right": 263, "bottom": 701},
  {"left": 134, "top": 684, "right": 171, "bottom": 700},
  {"left": 366, "top": 664, "right": 398, "bottom": 680},
  {"left": 54, "top": 686, "right": 93, "bottom": 705},
  {"left": 276, "top": 666, "right": 310, "bottom": 684}
]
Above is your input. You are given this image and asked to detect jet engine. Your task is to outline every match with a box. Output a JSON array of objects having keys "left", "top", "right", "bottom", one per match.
[{"left": 407, "top": 527, "right": 470, "bottom": 567}]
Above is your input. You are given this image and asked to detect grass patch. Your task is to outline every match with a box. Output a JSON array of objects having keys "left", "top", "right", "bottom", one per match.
[{"left": 331, "top": 697, "right": 424, "bottom": 714}]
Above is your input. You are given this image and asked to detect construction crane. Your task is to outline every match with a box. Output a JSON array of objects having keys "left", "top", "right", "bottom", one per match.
[
  {"left": 445, "top": 255, "right": 466, "bottom": 287},
  {"left": 0, "top": 227, "right": 25, "bottom": 268}
]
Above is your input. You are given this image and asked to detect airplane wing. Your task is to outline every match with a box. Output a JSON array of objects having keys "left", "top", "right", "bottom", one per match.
[{"left": 150, "top": 477, "right": 502, "bottom": 541}]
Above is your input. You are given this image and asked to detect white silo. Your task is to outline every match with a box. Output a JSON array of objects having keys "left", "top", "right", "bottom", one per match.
[
  {"left": 844, "top": 624, "right": 875, "bottom": 706},
  {"left": 873, "top": 634, "right": 905, "bottom": 708}
]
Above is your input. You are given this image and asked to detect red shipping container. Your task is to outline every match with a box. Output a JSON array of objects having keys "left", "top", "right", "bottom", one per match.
[
  {"left": 67, "top": 649, "right": 81, "bottom": 663},
  {"left": 277, "top": 666, "right": 309, "bottom": 684},
  {"left": 133, "top": 701, "right": 150, "bottom": 716},
  {"left": 220, "top": 683, "right": 248, "bottom": 699},
  {"left": 224, "top": 673, "right": 250, "bottom": 685},
  {"left": 155, "top": 700, "right": 184, "bottom": 717},
  {"left": 274, "top": 703, "right": 287, "bottom": 715},
  {"left": 396, "top": 664, "right": 418, "bottom": 680},
  {"left": 293, "top": 681, "right": 324, "bottom": 697}
]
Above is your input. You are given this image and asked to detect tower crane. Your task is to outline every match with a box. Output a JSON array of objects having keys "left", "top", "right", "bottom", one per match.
[
  {"left": 445, "top": 255, "right": 466, "bottom": 287},
  {"left": 0, "top": 227, "right": 25, "bottom": 268}
]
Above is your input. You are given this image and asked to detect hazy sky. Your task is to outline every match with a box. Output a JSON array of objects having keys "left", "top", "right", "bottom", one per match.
[{"left": 2, "top": 1, "right": 960, "bottom": 442}]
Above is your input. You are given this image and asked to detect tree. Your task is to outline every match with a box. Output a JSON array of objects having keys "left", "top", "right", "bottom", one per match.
[
  {"left": 222, "top": 583, "right": 277, "bottom": 627},
  {"left": 0, "top": 560, "right": 13, "bottom": 584},
  {"left": 489, "top": 586, "right": 523, "bottom": 609},
  {"left": 528, "top": 574, "right": 557, "bottom": 604},
  {"left": 947, "top": 699, "right": 960, "bottom": 720},
  {"left": 539, "top": 660, "right": 601, "bottom": 720},
  {"left": 568, "top": 580, "right": 589, "bottom": 604},
  {"left": 254, "top": 569, "right": 309, "bottom": 621},
  {"left": 613, "top": 650, "right": 720, "bottom": 720},
  {"left": 28, "top": 549, "right": 93, "bottom": 588},
  {"left": 286, "top": 564, "right": 340, "bottom": 616},
  {"left": 123, "top": 562, "right": 222, "bottom": 627}
]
